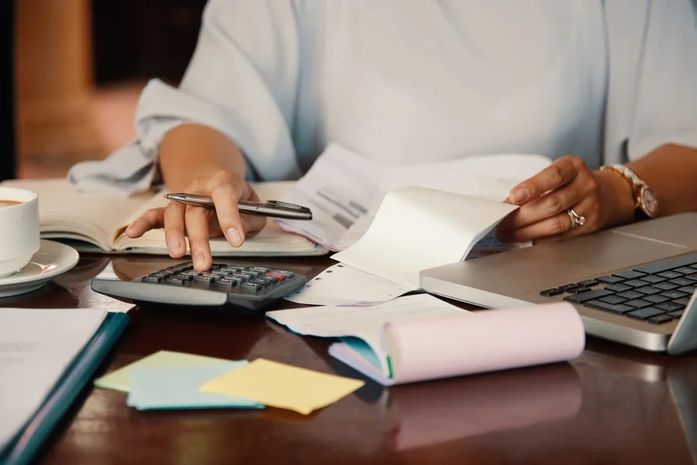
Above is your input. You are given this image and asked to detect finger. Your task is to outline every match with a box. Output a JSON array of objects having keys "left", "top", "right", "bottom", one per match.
[
  {"left": 498, "top": 179, "right": 582, "bottom": 232},
  {"left": 536, "top": 199, "right": 597, "bottom": 243},
  {"left": 184, "top": 206, "right": 213, "bottom": 271},
  {"left": 499, "top": 197, "right": 594, "bottom": 243},
  {"left": 210, "top": 184, "right": 245, "bottom": 247},
  {"left": 508, "top": 156, "right": 581, "bottom": 205},
  {"left": 126, "top": 208, "right": 164, "bottom": 238},
  {"left": 240, "top": 186, "right": 267, "bottom": 235},
  {"left": 241, "top": 213, "right": 267, "bottom": 237},
  {"left": 163, "top": 201, "right": 187, "bottom": 258}
]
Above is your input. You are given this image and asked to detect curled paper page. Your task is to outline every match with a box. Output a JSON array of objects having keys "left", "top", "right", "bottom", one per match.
[
  {"left": 383, "top": 302, "right": 585, "bottom": 385},
  {"left": 332, "top": 186, "right": 517, "bottom": 289}
]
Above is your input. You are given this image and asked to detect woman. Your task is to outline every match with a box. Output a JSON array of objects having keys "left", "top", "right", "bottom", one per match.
[{"left": 70, "top": 0, "right": 697, "bottom": 271}]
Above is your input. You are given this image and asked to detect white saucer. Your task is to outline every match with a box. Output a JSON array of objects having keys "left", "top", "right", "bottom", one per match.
[{"left": 0, "top": 240, "right": 80, "bottom": 298}]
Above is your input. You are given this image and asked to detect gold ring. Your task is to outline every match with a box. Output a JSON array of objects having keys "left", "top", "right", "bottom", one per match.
[{"left": 566, "top": 208, "right": 586, "bottom": 229}]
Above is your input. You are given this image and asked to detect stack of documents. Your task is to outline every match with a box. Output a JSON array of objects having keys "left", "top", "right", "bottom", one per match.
[
  {"left": 280, "top": 144, "right": 551, "bottom": 306},
  {"left": 267, "top": 294, "right": 585, "bottom": 386},
  {"left": 0, "top": 308, "right": 128, "bottom": 465},
  {"left": 94, "top": 351, "right": 364, "bottom": 415}
]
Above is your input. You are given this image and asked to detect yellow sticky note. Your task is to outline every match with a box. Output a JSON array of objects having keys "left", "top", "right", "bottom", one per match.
[
  {"left": 95, "top": 350, "right": 230, "bottom": 392},
  {"left": 200, "top": 358, "right": 364, "bottom": 415}
]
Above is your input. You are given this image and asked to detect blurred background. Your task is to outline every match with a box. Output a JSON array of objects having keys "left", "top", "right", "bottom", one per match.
[{"left": 6, "top": 0, "right": 207, "bottom": 180}]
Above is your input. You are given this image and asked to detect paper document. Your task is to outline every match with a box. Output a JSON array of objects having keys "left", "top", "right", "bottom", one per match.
[
  {"left": 127, "top": 362, "right": 263, "bottom": 411},
  {"left": 332, "top": 186, "right": 518, "bottom": 289},
  {"left": 94, "top": 350, "right": 232, "bottom": 392},
  {"left": 0, "top": 308, "right": 107, "bottom": 452},
  {"left": 285, "top": 263, "right": 412, "bottom": 306},
  {"left": 277, "top": 144, "right": 550, "bottom": 251},
  {"left": 269, "top": 295, "right": 585, "bottom": 386},
  {"left": 268, "top": 294, "right": 465, "bottom": 375},
  {"left": 200, "top": 358, "right": 364, "bottom": 415}
]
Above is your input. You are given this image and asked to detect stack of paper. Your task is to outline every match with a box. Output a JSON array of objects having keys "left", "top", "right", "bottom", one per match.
[
  {"left": 281, "top": 144, "right": 550, "bottom": 306},
  {"left": 268, "top": 294, "right": 585, "bottom": 386},
  {"left": 94, "top": 351, "right": 363, "bottom": 415}
]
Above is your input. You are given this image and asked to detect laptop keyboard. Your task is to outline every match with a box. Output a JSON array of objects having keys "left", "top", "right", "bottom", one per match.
[{"left": 540, "top": 252, "right": 697, "bottom": 325}]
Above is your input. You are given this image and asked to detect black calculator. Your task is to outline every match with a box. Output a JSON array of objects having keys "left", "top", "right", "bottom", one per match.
[{"left": 91, "top": 262, "right": 306, "bottom": 313}]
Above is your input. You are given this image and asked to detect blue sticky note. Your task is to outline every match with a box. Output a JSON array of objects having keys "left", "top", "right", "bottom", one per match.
[{"left": 127, "top": 361, "right": 264, "bottom": 411}]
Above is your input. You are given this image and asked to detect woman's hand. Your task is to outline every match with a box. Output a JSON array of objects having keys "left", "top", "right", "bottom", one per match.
[
  {"left": 125, "top": 170, "right": 267, "bottom": 271},
  {"left": 496, "top": 155, "right": 634, "bottom": 243}
]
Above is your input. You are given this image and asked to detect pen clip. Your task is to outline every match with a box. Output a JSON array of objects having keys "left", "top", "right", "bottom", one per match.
[{"left": 266, "top": 200, "right": 312, "bottom": 213}]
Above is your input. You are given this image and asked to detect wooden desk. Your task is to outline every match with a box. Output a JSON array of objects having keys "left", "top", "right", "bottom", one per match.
[{"left": 7, "top": 254, "right": 697, "bottom": 465}]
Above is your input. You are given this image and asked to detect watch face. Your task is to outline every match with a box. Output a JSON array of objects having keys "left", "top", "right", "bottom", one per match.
[{"left": 639, "top": 187, "right": 658, "bottom": 217}]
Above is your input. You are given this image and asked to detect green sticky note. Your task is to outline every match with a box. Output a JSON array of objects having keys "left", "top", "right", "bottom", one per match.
[{"left": 94, "top": 350, "right": 230, "bottom": 392}]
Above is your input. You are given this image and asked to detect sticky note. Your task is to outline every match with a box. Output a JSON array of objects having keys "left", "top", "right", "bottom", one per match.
[
  {"left": 127, "top": 362, "right": 264, "bottom": 411},
  {"left": 95, "top": 350, "right": 231, "bottom": 392},
  {"left": 200, "top": 358, "right": 364, "bottom": 415}
]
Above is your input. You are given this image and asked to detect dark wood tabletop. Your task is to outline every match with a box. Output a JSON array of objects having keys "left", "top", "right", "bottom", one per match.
[{"left": 6, "top": 254, "right": 697, "bottom": 465}]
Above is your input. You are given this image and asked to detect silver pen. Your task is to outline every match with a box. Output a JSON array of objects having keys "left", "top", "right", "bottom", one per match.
[{"left": 165, "top": 193, "right": 313, "bottom": 220}]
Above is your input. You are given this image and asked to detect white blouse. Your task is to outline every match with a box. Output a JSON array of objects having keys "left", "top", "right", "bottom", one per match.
[{"left": 69, "top": 0, "right": 697, "bottom": 195}]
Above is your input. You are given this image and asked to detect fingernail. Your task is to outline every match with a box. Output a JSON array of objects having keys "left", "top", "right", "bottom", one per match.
[
  {"left": 194, "top": 251, "right": 206, "bottom": 269},
  {"left": 509, "top": 187, "right": 529, "bottom": 204},
  {"left": 226, "top": 227, "right": 243, "bottom": 247},
  {"left": 166, "top": 236, "right": 180, "bottom": 252}
]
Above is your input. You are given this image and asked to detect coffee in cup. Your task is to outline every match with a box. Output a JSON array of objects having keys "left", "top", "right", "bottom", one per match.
[{"left": 0, "top": 187, "right": 40, "bottom": 277}]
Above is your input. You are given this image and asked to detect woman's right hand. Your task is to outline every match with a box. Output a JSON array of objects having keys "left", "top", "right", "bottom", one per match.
[{"left": 125, "top": 170, "right": 267, "bottom": 271}]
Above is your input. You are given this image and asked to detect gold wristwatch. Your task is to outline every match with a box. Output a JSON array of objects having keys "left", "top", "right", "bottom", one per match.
[{"left": 600, "top": 164, "right": 658, "bottom": 219}]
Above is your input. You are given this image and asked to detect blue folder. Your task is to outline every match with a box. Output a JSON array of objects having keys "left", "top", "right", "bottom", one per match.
[{"left": 0, "top": 312, "right": 129, "bottom": 465}]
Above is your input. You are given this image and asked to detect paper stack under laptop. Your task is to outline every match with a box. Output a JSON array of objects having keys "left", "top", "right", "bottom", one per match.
[{"left": 267, "top": 294, "right": 585, "bottom": 386}]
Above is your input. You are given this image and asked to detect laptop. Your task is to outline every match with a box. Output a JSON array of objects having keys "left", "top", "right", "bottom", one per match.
[{"left": 420, "top": 212, "right": 697, "bottom": 354}]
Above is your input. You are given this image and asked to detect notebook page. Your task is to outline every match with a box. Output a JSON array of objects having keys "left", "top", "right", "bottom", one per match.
[
  {"left": 1, "top": 178, "right": 147, "bottom": 251},
  {"left": 113, "top": 181, "right": 324, "bottom": 255}
]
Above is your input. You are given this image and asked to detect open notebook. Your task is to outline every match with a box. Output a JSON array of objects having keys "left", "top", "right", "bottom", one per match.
[{"left": 1, "top": 179, "right": 326, "bottom": 256}]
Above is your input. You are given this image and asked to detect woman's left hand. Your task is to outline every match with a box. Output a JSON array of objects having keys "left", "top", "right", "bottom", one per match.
[{"left": 496, "top": 155, "right": 632, "bottom": 243}]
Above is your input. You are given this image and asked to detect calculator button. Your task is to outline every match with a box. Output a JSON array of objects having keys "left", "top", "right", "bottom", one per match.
[
  {"left": 194, "top": 275, "right": 215, "bottom": 285},
  {"left": 165, "top": 277, "right": 186, "bottom": 285},
  {"left": 241, "top": 282, "right": 263, "bottom": 292},
  {"left": 215, "top": 278, "right": 236, "bottom": 289},
  {"left": 141, "top": 276, "right": 162, "bottom": 284},
  {"left": 266, "top": 271, "right": 287, "bottom": 282}
]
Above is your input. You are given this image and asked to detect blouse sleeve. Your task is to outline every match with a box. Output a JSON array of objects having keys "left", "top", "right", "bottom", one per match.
[
  {"left": 69, "top": 0, "right": 303, "bottom": 195},
  {"left": 605, "top": 0, "right": 697, "bottom": 163}
]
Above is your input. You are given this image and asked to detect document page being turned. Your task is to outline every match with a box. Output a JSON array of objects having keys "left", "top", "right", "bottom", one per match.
[
  {"left": 280, "top": 144, "right": 550, "bottom": 305},
  {"left": 277, "top": 144, "right": 550, "bottom": 252}
]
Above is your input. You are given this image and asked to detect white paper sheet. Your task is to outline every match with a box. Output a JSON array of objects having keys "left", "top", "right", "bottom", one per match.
[
  {"left": 285, "top": 263, "right": 412, "bottom": 306},
  {"left": 277, "top": 144, "right": 550, "bottom": 251},
  {"left": 268, "top": 294, "right": 466, "bottom": 375},
  {"left": 276, "top": 145, "right": 385, "bottom": 251},
  {"left": 0, "top": 308, "right": 107, "bottom": 452},
  {"left": 332, "top": 186, "right": 518, "bottom": 289}
]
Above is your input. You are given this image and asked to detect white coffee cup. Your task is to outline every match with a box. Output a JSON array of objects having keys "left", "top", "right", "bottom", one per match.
[{"left": 0, "top": 187, "right": 40, "bottom": 277}]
